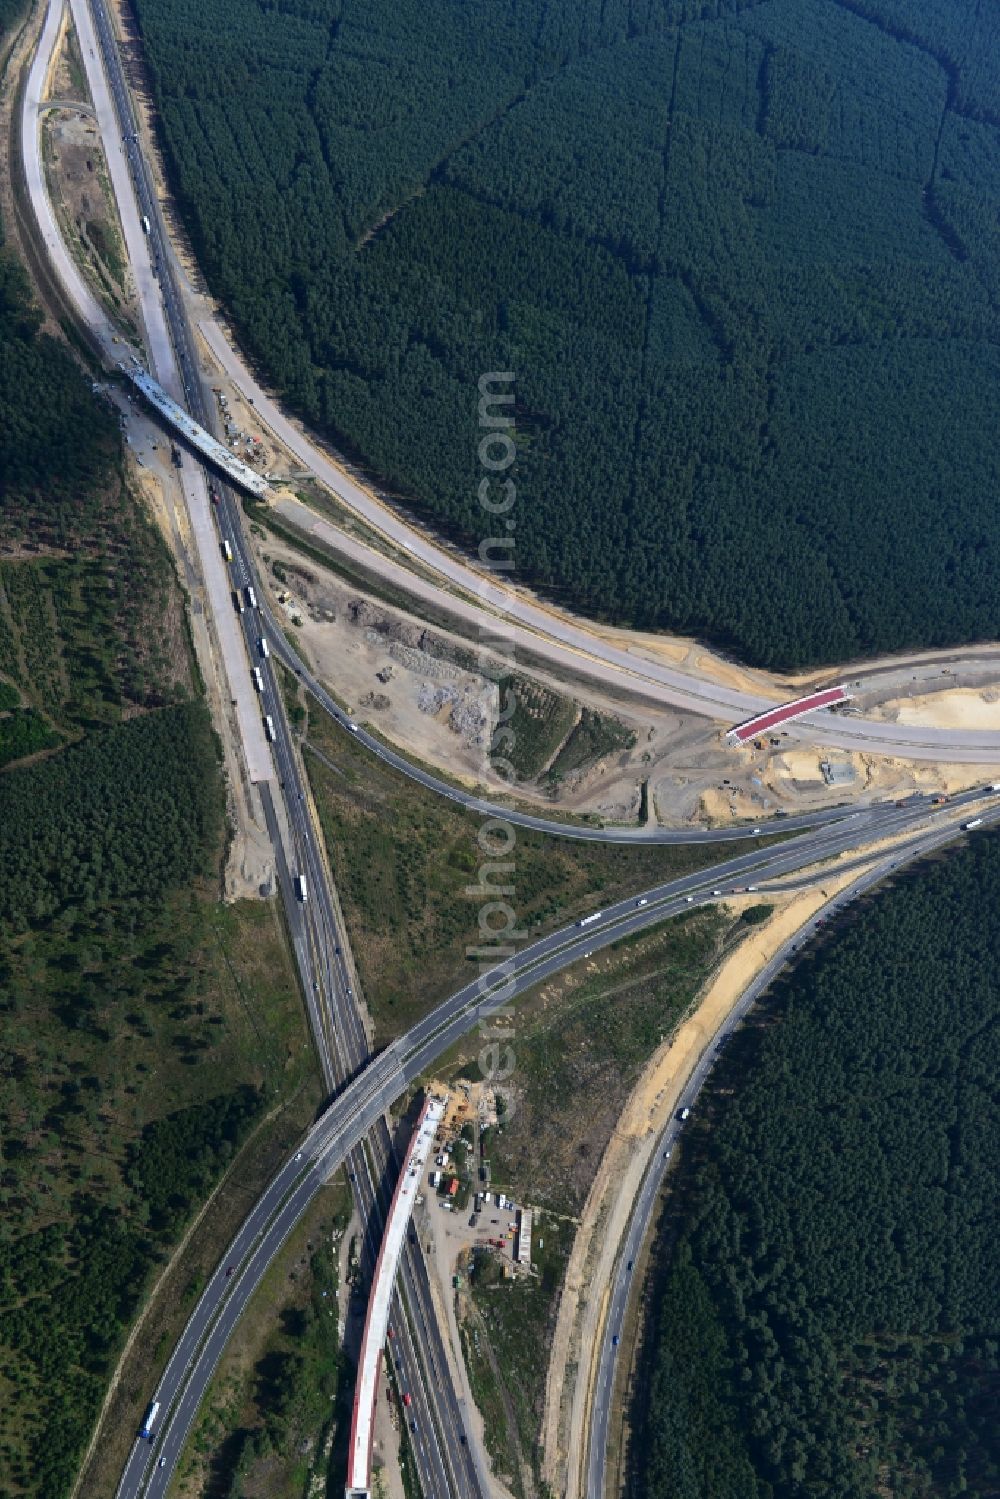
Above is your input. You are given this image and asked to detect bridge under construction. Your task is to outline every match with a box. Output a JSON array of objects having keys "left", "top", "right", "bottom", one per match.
[
  {"left": 346, "top": 1094, "right": 447, "bottom": 1499},
  {"left": 121, "top": 364, "right": 271, "bottom": 499}
]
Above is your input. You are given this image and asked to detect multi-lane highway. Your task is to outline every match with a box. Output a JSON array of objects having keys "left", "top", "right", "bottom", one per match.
[
  {"left": 109, "top": 785, "right": 999, "bottom": 1497},
  {"left": 264, "top": 613, "right": 885, "bottom": 846},
  {"left": 19, "top": 7, "right": 1000, "bottom": 1499},
  {"left": 581, "top": 804, "right": 999, "bottom": 1499},
  {"left": 33, "top": 0, "right": 1000, "bottom": 769},
  {"left": 193, "top": 324, "right": 1000, "bottom": 764},
  {"left": 32, "top": 1, "right": 480, "bottom": 1491}
]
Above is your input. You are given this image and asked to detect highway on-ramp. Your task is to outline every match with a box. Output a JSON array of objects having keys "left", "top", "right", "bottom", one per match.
[
  {"left": 112, "top": 788, "right": 996, "bottom": 1497},
  {"left": 581, "top": 806, "right": 1000, "bottom": 1499},
  {"left": 194, "top": 313, "right": 1000, "bottom": 765},
  {"left": 26, "top": 0, "right": 476, "bottom": 1490},
  {"left": 18, "top": 7, "right": 1000, "bottom": 1497}
]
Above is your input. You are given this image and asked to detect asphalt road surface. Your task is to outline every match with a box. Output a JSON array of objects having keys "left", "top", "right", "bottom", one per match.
[
  {"left": 113, "top": 788, "right": 997, "bottom": 1497},
  {"left": 582, "top": 803, "right": 1000, "bottom": 1498},
  {"left": 31, "top": 1, "right": 477, "bottom": 1489},
  {"left": 22, "top": 9, "right": 1000, "bottom": 1498},
  {"left": 195, "top": 314, "right": 1000, "bottom": 764}
]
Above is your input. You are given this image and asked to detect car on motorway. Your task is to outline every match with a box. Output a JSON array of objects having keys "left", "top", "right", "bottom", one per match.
[
  {"left": 626, "top": 1259, "right": 633, "bottom": 1271},
  {"left": 612, "top": 1333, "right": 620, "bottom": 1346},
  {"left": 752, "top": 826, "right": 762, "bottom": 834},
  {"left": 636, "top": 897, "right": 648, "bottom": 907},
  {"left": 295, "top": 1151, "right": 303, "bottom": 1161},
  {"left": 402, "top": 1392, "right": 412, "bottom": 1407},
  {"left": 225, "top": 1265, "right": 234, "bottom": 1277},
  {"left": 677, "top": 1106, "right": 691, "bottom": 1121},
  {"left": 158, "top": 1457, "right": 166, "bottom": 1469},
  {"left": 685, "top": 895, "right": 694, "bottom": 902}
]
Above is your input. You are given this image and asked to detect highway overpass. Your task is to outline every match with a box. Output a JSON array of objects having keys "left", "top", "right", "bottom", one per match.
[
  {"left": 122, "top": 366, "right": 271, "bottom": 499},
  {"left": 347, "top": 1095, "right": 448, "bottom": 1499}
]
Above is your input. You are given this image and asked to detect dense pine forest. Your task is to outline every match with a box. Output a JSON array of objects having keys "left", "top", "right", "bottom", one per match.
[
  {"left": 0, "top": 235, "right": 310, "bottom": 1496},
  {"left": 132, "top": 0, "right": 1000, "bottom": 666},
  {"left": 632, "top": 836, "right": 1000, "bottom": 1499}
]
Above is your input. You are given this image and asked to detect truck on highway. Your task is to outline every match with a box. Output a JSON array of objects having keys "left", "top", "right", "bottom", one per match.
[
  {"left": 252, "top": 668, "right": 264, "bottom": 693},
  {"left": 140, "top": 1400, "right": 160, "bottom": 1439},
  {"left": 233, "top": 590, "right": 244, "bottom": 614},
  {"left": 259, "top": 638, "right": 270, "bottom": 659},
  {"left": 245, "top": 585, "right": 258, "bottom": 610},
  {"left": 963, "top": 818, "right": 983, "bottom": 830},
  {"left": 264, "top": 715, "right": 276, "bottom": 742},
  {"left": 294, "top": 873, "right": 308, "bottom": 902},
  {"left": 141, "top": 214, "right": 150, "bottom": 234},
  {"left": 577, "top": 911, "right": 603, "bottom": 928},
  {"left": 221, "top": 539, "right": 233, "bottom": 562}
]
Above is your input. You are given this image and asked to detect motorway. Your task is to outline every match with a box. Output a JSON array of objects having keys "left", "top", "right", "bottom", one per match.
[
  {"left": 30, "top": 0, "right": 1000, "bottom": 771},
  {"left": 19, "top": 5, "right": 1000, "bottom": 1498},
  {"left": 30, "top": 5, "right": 1000, "bottom": 795},
  {"left": 193, "top": 320, "right": 1000, "bottom": 765},
  {"left": 265, "top": 615, "right": 883, "bottom": 846},
  {"left": 582, "top": 803, "right": 1000, "bottom": 1499},
  {"left": 107, "top": 786, "right": 998, "bottom": 1498},
  {"left": 28, "top": 0, "right": 481, "bottom": 1492}
]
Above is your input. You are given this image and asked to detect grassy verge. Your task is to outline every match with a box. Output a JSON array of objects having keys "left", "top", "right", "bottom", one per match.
[
  {"left": 177, "top": 1174, "right": 352, "bottom": 1499},
  {"left": 491, "top": 672, "right": 578, "bottom": 781},
  {"left": 250, "top": 502, "right": 470, "bottom": 637},
  {"left": 302, "top": 701, "right": 769, "bottom": 1041},
  {"left": 470, "top": 910, "right": 734, "bottom": 1213},
  {"left": 43, "top": 896, "right": 322, "bottom": 1499},
  {"left": 462, "top": 1216, "right": 576, "bottom": 1495},
  {"left": 433, "top": 903, "right": 753, "bottom": 1489},
  {"left": 0, "top": 207, "right": 318, "bottom": 1499},
  {"left": 547, "top": 707, "right": 636, "bottom": 782}
]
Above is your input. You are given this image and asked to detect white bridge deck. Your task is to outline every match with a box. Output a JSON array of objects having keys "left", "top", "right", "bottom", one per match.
[
  {"left": 345, "top": 1094, "right": 447, "bottom": 1499},
  {"left": 122, "top": 366, "right": 271, "bottom": 499}
]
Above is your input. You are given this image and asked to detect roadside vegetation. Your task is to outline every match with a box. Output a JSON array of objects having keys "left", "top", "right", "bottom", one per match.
[
  {"left": 0, "top": 225, "right": 316, "bottom": 1499},
  {"left": 441, "top": 905, "right": 741, "bottom": 1492},
  {"left": 471, "top": 910, "right": 731, "bottom": 1215},
  {"left": 547, "top": 707, "right": 636, "bottom": 784},
  {"left": 302, "top": 701, "right": 767, "bottom": 1038},
  {"left": 133, "top": 0, "right": 1000, "bottom": 668},
  {"left": 490, "top": 673, "right": 578, "bottom": 782},
  {"left": 462, "top": 1218, "right": 576, "bottom": 1499},
  {"left": 632, "top": 836, "right": 1000, "bottom": 1499},
  {"left": 180, "top": 1180, "right": 352, "bottom": 1499},
  {"left": 0, "top": 254, "right": 187, "bottom": 734},
  {"left": 0, "top": 254, "right": 114, "bottom": 541}
]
